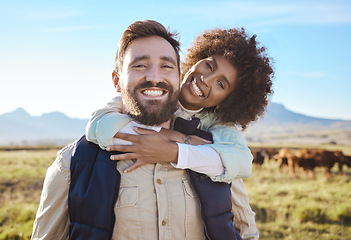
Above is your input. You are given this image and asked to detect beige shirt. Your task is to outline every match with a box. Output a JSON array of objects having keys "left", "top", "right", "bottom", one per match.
[
  {"left": 34, "top": 97, "right": 258, "bottom": 239},
  {"left": 31, "top": 140, "right": 205, "bottom": 240}
]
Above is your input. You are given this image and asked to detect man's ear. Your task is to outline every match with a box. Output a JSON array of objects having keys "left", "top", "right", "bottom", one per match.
[{"left": 112, "top": 71, "right": 121, "bottom": 93}]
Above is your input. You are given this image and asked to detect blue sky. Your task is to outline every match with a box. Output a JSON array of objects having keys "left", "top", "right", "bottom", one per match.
[{"left": 1, "top": 0, "right": 351, "bottom": 120}]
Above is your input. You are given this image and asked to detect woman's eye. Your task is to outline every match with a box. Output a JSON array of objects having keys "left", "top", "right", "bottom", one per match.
[
  {"left": 217, "top": 80, "right": 224, "bottom": 89},
  {"left": 206, "top": 62, "right": 213, "bottom": 71}
]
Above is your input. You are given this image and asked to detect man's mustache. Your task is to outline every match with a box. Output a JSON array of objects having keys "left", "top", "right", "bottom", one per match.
[{"left": 134, "top": 81, "right": 174, "bottom": 93}]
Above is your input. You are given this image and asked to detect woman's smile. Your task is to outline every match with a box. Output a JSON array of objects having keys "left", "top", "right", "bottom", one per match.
[{"left": 179, "top": 55, "right": 238, "bottom": 110}]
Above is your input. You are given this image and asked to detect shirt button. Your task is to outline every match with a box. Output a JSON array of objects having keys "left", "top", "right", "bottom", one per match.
[
  {"left": 162, "top": 220, "right": 167, "bottom": 226},
  {"left": 157, "top": 179, "right": 162, "bottom": 184}
]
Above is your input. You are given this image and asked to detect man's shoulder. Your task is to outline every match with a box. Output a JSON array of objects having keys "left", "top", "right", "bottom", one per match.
[{"left": 56, "top": 139, "right": 79, "bottom": 170}]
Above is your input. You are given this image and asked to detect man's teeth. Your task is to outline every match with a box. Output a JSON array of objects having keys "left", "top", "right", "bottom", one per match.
[
  {"left": 143, "top": 89, "right": 164, "bottom": 96},
  {"left": 191, "top": 80, "right": 203, "bottom": 97}
]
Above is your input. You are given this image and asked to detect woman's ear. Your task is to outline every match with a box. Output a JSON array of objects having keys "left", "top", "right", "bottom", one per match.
[{"left": 112, "top": 71, "right": 121, "bottom": 92}]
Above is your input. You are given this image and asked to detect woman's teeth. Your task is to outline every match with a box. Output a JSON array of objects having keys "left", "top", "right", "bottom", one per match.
[
  {"left": 191, "top": 79, "right": 204, "bottom": 97},
  {"left": 142, "top": 89, "right": 164, "bottom": 96}
]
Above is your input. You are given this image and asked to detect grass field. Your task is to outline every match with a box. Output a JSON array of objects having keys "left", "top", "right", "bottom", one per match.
[{"left": 0, "top": 146, "right": 351, "bottom": 239}]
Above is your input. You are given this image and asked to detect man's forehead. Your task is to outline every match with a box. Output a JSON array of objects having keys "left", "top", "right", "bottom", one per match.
[{"left": 124, "top": 36, "right": 177, "bottom": 63}]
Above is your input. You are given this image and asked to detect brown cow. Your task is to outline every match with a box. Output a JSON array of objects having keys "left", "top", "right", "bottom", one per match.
[
  {"left": 296, "top": 149, "right": 318, "bottom": 178},
  {"left": 344, "top": 155, "right": 351, "bottom": 167},
  {"left": 261, "top": 148, "right": 279, "bottom": 166},
  {"left": 296, "top": 149, "right": 343, "bottom": 178},
  {"left": 338, "top": 154, "right": 351, "bottom": 173},
  {"left": 275, "top": 148, "right": 298, "bottom": 177},
  {"left": 252, "top": 149, "right": 265, "bottom": 166},
  {"left": 315, "top": 150, "right": 343, "bottom": 178}
]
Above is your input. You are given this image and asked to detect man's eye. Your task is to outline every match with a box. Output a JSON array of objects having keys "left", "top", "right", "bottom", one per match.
[
  {"left": 134, "top": 64, "right": 146, "bottom": 68},
  {"left": 217, "top": 80, "right": 224, "bottom": 89},
  {"left": 206, "top": 62, "right": 213, "bottom": 71},
  {"left": 162, "top": 64, "right": 174, "bottom": 69}
]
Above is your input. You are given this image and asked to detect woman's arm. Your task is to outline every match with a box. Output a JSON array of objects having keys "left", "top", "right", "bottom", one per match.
[
  {"left": 107, "top": 127, "right": 225, "bottom": 177},
  {"left": 161, "top": 125, "right": 253, "bottom": 183},
  {"left": 106, "top": 123, "right": 252, "bottom": 183},
  {"left": 208, "top": 124, "right": 253, "bottom": 182},
  {"left": 161, "top": 120, "right": 253, "bottom": 182},
  {"left": 159, "top": 128, "right": 212, "bottom": 145},
  {"left": 86, "top": 95, "right": 132, "bottom": 149}
]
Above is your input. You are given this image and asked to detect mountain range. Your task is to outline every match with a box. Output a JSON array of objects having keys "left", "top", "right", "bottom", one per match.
[
  {"left": 1, "top": 103, "right": 351, "bottom": 146},
  {"left": 244, "top": 103, "right": 351, "bottom": 145},
  {"left": 0, "top": 108, "right": 88, "bottom": 146}
]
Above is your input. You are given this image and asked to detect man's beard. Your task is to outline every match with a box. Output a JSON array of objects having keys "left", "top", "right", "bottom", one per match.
[{"left": 121, "top": 81, "right": 179, "bottom": 126}]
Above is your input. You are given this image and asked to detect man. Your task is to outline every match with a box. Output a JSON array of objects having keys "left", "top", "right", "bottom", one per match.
[{"left": 31, "top": 20, "right": 241, "bottom": 240}]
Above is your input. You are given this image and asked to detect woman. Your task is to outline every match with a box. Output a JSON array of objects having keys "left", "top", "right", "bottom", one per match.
[{"left": 86, "top": 27, "right": 273, "bottom": 239}]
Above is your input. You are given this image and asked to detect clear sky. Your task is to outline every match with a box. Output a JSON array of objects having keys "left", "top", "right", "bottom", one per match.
[{"left": 1, "top": 0, "right": 351, "bottom": 120}]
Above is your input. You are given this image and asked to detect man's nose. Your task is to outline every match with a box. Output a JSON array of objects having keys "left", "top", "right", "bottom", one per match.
[{"left": 146, "top": 66, "right": 162, "bottom": 83}]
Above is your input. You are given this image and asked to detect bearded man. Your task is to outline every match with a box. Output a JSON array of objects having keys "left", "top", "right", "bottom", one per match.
[{"left": 31, "top": 20, "right": 242, "bottom": 240}]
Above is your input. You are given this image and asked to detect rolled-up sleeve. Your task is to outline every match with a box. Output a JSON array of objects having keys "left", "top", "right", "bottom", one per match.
[
  {"left": 85, "top": 96, "right": 132, "bottom": 149},
  {"left": 95, "top": 112, "right": 132, "bottom": 149},
  {"left": 208, "top": 125, "right": 253, "bottom": 183},
  {"left": 173, "top": 143, "right": 225, "bottom": 177},
  {"left": 31, "top": 142, "right": 76, "bottom": 240}
]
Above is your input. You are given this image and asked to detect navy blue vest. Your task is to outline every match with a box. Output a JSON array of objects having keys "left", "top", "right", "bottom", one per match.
[
  {"left": 68, "top": 136, "right": 121, "bottom": 239},
  {"left": 175, "top": 117, "right": 241, "bottom": 240},
  {"left": 69, "top": 118, "right": 242, "bottom": 240}
]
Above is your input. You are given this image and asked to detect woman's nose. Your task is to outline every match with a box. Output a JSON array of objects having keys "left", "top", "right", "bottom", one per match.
[{"left": 200, "top": 75, "right": 209, "bottom": 87}]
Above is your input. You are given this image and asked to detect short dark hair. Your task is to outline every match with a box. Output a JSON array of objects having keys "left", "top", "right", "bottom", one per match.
[
  {"left": 183, "top": 28, "right": 274, "bottom": 130},
  {"left": 115, "top": 20, "right": 180, "bottom": 75}
]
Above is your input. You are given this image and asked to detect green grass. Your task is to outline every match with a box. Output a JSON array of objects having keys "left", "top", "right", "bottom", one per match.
[
  {"left": 0, "top": 149, "right": 56, "bottom": 240},
  {"left": 0, "top": 147, "right": 351, "bottom": 239},
  {"left": 244, "top": 160, "right": 351, "bottom": 239},
  {"left": 0, "top": 150, "right": 57, "bottom": 180}
]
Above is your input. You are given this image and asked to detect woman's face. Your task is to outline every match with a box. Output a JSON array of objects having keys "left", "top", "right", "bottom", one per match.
[{"left": 179, "top": 55, "right": 238, "bottom": 110}]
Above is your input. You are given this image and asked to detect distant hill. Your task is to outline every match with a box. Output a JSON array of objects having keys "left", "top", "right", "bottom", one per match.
[
  {"left": 257, "top": 103, "right": 349, "bottom": 127},
  {"left": 0, "top": 108, "right": 88, "bottom": 146},
  {"left": 1, "top": 104, "right": 351, "bottom": 146},
  {"left": 244, "top": 103, "right": 351, "bottom": 145}
]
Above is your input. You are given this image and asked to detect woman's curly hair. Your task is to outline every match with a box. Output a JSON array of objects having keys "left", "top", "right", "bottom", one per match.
[{"left": 182, "top": 28, "right": 274, "bottom": 130}]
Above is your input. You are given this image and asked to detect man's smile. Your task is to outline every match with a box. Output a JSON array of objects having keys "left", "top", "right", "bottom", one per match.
[{"left": 140, "top": 87, "right": 168, "bottom": 98}]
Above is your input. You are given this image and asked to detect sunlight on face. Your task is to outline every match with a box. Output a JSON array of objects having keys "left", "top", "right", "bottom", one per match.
[{"left": 179, "top": 55, "right": 238, "bottom": 110}]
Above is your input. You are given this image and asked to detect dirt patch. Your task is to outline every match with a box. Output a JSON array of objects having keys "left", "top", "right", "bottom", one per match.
[{"left": 0, "top": 178, "right": 44, "bottom": 206}]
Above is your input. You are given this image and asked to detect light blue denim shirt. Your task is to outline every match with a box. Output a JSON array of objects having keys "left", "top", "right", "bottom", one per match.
[
  {"left": 192, "top": 110, "right": 253, "bottom": 182},
  {"left": 86, "top": 96, "right": 253, "bottom": 183}
]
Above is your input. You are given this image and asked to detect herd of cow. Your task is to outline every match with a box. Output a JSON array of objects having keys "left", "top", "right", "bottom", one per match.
[{"left": 251, "top": 147, "right": 351, "bottom": 178}]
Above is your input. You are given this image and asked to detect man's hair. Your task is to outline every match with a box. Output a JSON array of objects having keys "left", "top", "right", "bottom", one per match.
[
  {"left": 115, "top": 20, "right": 180, "bottom": 75},
  {"left": 182, "top": 28, "right": 274, "bottom": 130}
]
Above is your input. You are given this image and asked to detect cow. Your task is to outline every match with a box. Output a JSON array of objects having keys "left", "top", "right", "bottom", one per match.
[
  {"left": 261, "top": 148, "right": 279, "bottom": 167},
  {"left": 295, "top": 149, "right": 318, "bottom": 178},
  {"left": 296, "top": 149, "right": 343, "bottom": 178},
  {"left": 338, "top": 154, "right": 351, "bottom": 173},
  {"left": 252, "top": 149, "right": 265, "bottom": 166},
  {"left": 274, "top": 148, "right": 298, "bottom": 177},
  {"left": 314, "top": 149, "right": 343, "bottom": 178}
]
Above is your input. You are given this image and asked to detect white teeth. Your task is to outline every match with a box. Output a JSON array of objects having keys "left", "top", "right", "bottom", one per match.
[
  {"left": 191, "top": 79, "right": 203, "bottom": 97},
  {"left": 142, "top": 89, "right": 164, "bottom": 96}
]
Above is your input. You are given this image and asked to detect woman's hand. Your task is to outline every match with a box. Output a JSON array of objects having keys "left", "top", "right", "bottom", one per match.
[
  {"left": 107, "top": 127, "right": 178, "bottom": 173},
  {"left": 159, "top": 128, "right": 212, "bottom": 145}
]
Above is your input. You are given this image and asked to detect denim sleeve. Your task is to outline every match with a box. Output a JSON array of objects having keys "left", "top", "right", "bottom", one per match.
[
  {"left": 85, "top": 96, "right": 132, "bottom": 149},
  {"left": 208, "top": 124, "right": 253, "bottom": 183}
]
